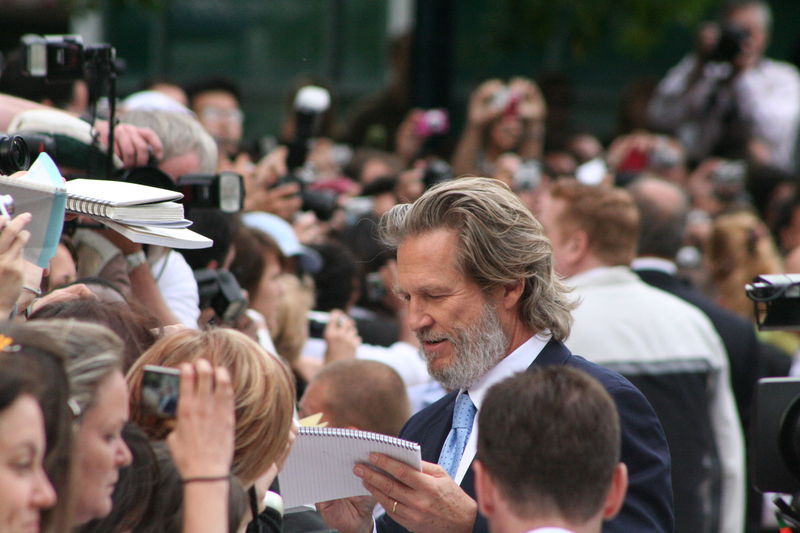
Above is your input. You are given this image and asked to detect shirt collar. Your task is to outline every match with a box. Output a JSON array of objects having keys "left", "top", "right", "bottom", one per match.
[
  {"left": 631, "top": 257, "right": 678, "bottom": 274},
  {"left": 466, "top": 332, "right": 551, "bottom": 411}
]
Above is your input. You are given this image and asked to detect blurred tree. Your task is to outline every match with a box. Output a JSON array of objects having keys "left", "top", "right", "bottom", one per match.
[
  {"left": 65, "top": 0, "right": 164, "bottom": 12},
  {"left": 488, "top": 0, "right": 720, "bottom": 59}
]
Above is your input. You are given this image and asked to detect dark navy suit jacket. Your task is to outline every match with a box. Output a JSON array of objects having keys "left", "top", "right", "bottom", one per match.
[{"left": 376, "top": 339, "right": 674, "bottom": 533}]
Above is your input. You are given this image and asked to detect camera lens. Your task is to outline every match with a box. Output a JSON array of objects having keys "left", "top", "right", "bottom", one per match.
[{"left": 0, "top": 136, "right": 32, "bottom": 174}]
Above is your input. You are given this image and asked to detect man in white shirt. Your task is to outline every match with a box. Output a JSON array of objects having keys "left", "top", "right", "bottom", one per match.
[
  {"left": 537, "top": 179, "right": 745, "bottom": 533},
  {"left": 647, "top": 1, "right": 800, "bottom": 171},
  {"left": 474, "top": 367, "right": 628, "bottom": 533},
  {"left": 317, "top": 177, "right": 673, "bottom": 533}
]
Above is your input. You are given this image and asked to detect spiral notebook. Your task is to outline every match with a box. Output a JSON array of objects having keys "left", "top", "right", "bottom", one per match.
[
  {"left": 279, "top": 426, "right": 421, "bottom": 507},
  {"left": 64, "top": 178, "right": 185, "bottom": 224}
]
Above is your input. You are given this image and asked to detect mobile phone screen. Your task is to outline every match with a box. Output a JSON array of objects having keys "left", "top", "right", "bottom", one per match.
[{"left": 141, "top": 365, "right": 180, "bottom": 418}]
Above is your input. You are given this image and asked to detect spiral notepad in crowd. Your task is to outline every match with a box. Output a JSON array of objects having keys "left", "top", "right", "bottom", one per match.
[
  {"left": 64, "top": 178, "right": 187, "bottom": 224},
  {"left": 279, "top": 426, "right": 421, "bottom": 508},
  {"left": 0, "top": 153, "right": 211, "bottom": 251}
]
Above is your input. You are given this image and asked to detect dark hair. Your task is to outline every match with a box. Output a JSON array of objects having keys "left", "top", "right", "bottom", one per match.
[
  {"left": 77, "top": 423, "right": 158, "bottom": 533},
  {"left": 628, "top": 176, "right": 689, "bottom": 260},
  {"left": 0, "top": 359, "right": 37, "bottom": 411},
  {"left": 230, "top": 226, "right": 283, "bottom": 296},
  {"left": 309, "top": 242, "right": 358, "bottom": 311},
  {"left": 64, "top": 276, "right": 127, "bottom": 302},
  {"left": 0, "top": 323, "right": 72, "bottom": 533},
  {"left": 185, "top": 76, "right": 243, "bottom": 107},
  {"left": 477, "top": 367, "right": 620, "bottom": 522},
  {"left": 179, "top": 208, "right": 237, "bottom": 270},
  {"left": 137, "top": 441, "right": 247, "bottom": 533},
  {"left": 28, "top": 300, "right": 159, "bottom": 372},
  {"left": 306, "top": 360, "right": 411, "bottom": 436}
]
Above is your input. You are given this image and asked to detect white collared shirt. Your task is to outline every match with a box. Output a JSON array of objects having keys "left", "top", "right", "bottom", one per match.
[
  {"left": 451, "top": 333, "right": 551, "bottom": 483},
  {"left": 631, "top": 257, "right": 678, "bottom": 275}
]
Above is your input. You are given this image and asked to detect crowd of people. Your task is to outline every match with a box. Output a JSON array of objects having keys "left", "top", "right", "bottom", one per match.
[{"left": 1, "top": 0, "right": 800, "bottom": 532}]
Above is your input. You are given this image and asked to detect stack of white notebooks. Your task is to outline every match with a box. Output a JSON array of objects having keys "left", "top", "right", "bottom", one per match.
[{"left": 0, "top": 154, "right": 211, "bottom": 268}]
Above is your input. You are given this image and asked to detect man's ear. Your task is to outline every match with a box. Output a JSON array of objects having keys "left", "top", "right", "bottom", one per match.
[
  {"left": 473, "top": 460, "right": 496, "bottom": 519},
  {"left": 565, "top": 229, "right": 590, "bottom": 264},
  {"left": 501, "top": 279, "right": 525, "bottom": 311},
  {"left": 602, "top": 462, "right": 628, "bottom": 520}
]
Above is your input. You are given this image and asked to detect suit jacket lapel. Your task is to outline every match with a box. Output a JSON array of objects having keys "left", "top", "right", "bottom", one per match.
[{"left": 528, "top": 338, "right": 572, "bottom": 370}]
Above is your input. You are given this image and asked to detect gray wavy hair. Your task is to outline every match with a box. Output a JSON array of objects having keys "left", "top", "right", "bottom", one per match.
[
  {"left": 20, "top": 319, "right": 123, "bottom": 420},
  {"left": 380, "top": 177, "right": 574, "bottom": 341},
  {"left": 121, "top": 110, "right": 218, "bottom": 174}
]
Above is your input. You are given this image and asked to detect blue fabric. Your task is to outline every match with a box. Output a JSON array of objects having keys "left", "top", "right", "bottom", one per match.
[{"left": 437, "top": 392, "right": 475, "bottom": 478}]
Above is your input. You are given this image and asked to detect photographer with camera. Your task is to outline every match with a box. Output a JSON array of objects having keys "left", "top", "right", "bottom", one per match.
[
  {"left": 647, "top": 0, "right": 800, "bottom": 172},
  {"left": 451, "top": 77, "right": 547, "bottom": 177}
]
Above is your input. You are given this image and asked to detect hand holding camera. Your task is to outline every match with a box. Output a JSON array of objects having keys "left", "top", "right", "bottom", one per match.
[
  {"left": 164, "top": 359, "right": 235, "bottom": 480},
  {"left": 508, "top": 77, "right": 547, "bottom": 123},
  {"left": 467, "top": 78, "right": 506, "bottom": 127},
  {"left": 323, "top": 309, "right": 361, "bottom": 364}
]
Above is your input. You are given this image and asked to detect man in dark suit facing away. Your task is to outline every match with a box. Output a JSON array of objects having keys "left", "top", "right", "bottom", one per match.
[
  {"left": 318, "top": 177, "right": 673, "bottom": 533},
  {"left": 628, "top": 175, "right": 765, "bottom": 426}
]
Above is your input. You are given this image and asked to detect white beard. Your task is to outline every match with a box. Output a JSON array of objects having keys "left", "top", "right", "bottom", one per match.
[{"left": 418, "top": 304, "right": 508, "bottom": 390}]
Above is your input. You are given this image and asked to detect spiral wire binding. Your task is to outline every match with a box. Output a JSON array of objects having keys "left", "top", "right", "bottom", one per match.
[{"left": 298, "top": 426, "right": 420, "bottom": 452}]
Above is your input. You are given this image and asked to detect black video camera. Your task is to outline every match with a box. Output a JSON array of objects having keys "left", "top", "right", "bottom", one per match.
[
  {"left": 177, "top": 172, "right": 244, "bottom": 213},
  {"left": 20, "top": 34, "right": 115, "bottom": 81},
  {"left": 745, "top": 274, "right": 800, "bottom": 331},
  {"left": 708, "top": 23, "right": 749, "bottom": 63},
  {"left": 194, "top": 269, "right": 248, "bottom": 324},
  {"left": 0, "top": 135, "right": 33, "bottom": 174},
  {"left": 746, "top": 274, "right": 800, "bottom": 525}
]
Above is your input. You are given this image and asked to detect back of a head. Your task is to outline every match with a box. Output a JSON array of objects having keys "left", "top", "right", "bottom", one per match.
[
  {"left": 477, "top": 367, "right": 620, "bottom": 524},
  {"left": 549, "top": 180, "right": 640, "bottom": 267},
  {"left": 627, "top": 176, "right": 689, "bottom": 260},
  {"left": 127, "top": 328, "right": 296, "bottom": 485},
  {"left": 307, "top": 360, "right": 410, "bottom": 436},
  {"left": 310, "top": 242, "right": 358, "bottom": 312},
  {"left": 709, "top": 210, "right": 782, "bottom": 318},
  {"left": 28, "top": 299, "right": 158, "bottom": 372},
  {"left": 379, "top": 176, "right": 574, "bottom": 341},
  {"left": 120, "top": 109, "right": 217, "bottom": 174}
]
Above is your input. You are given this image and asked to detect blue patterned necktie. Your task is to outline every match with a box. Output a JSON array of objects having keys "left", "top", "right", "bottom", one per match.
[{"left": 438, "top": 392, "right": 476, "bottom": 479}]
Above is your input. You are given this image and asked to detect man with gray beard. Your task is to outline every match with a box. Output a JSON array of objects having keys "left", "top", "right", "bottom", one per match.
[{"left": 318, "top": 177, "right": 673, "bottom": 533}]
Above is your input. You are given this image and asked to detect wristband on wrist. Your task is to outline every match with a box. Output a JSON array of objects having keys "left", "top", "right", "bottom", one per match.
[
  {"left": 125, "top": 250, "right": 147, "bottom": 272},
  {"left": 181, "top": 474, "right": 231, "bottom": 484}
]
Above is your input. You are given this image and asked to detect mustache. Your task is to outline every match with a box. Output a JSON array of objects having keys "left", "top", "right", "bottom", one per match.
[{"left": 416, "top": 329, "right": 455, "bottom": 344}]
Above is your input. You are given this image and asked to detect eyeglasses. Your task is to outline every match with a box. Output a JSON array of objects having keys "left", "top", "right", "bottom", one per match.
[{"left": 201, "top": 107, "right": 244, "bottom": 125}]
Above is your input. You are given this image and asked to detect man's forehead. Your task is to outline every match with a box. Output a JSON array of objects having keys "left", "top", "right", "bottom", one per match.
[{"left": 727, "top": 5, "right": 767, "bottom": 31}]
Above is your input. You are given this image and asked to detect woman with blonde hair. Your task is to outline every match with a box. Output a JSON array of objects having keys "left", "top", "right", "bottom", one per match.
[
  {"left": 708, "top": 210, "right": 783, "bottom": 321},
  {"left": 127, "top": 328, "right": 296, "bottom": 488}
]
